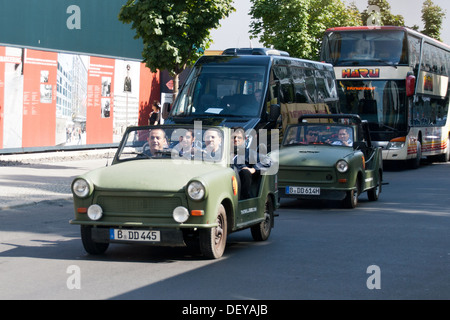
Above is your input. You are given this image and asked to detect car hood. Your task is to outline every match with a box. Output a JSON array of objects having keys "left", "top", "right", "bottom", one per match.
[
  {"left": 78, "top": 160, "right": 226, "bottom": 192},
  {"left": 276, "top": 145, "right": 354, "bottom": 167}
]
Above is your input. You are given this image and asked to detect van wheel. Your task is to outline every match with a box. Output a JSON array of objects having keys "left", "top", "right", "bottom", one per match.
[
  {"left": 80, "top": 226, "right": 109, "bottom": 255},
  {"left": 199, "top": 204, "right": 227, "bottom": 259},
  {"left": 251, "top": 196, "right": 273, "bottom": 241}
]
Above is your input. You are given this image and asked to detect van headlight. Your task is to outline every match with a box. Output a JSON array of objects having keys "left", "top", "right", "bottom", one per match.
[
  {"left": 336, "top": 160, "right": 349, "bottom": 173},
  {"left": 187, "top": 181, "right": 205, "bottom": 201},
  {"left": 72, "top": 178, "right": 90, "bottom": 198}
]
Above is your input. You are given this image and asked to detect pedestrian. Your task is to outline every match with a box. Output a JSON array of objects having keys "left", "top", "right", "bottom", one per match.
[{"left": 148, "top": 101, "right": 161, "bottom": 125}]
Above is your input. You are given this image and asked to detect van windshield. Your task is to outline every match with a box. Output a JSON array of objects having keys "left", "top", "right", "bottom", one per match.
[{"left": 171, "top": 65, "right": 267, "bottom": 118}]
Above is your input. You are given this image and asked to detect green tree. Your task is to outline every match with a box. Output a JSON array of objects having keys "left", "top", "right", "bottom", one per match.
[
  {"left": 361, "top": 0, "right": 404, "bottom": 26},
  {"left": 118, "top": 0, "right": 235, "bottom": 95},
  {"left": 421, "top": 0, "right": 446, "bottom": 41},
  {"left": 249, "top": 0, "right": 362, "bottom": 61}
]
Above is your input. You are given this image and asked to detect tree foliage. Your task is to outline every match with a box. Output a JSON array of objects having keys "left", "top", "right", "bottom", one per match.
[
  {"left": 118, "top": 0, "right": 234, "bottom": 93},
  {"left": 249, "top": 0, "right": 362, "bottom": 60},
  {"left": 421, "top": 0, "right": 446, "bottom": 41},
  {"left": 360, "top": 0, "right": 404, "bottom": 26}
]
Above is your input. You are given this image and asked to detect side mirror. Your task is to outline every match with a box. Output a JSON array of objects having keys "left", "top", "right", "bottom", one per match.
[
  {"left": 162, "top": 102, "right": 171, "bottom": 120},
  {"left": 269, "top": 104, "right": 280, "bottom": 122}
]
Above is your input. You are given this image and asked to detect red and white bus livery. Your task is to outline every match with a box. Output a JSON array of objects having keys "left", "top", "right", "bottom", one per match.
[{"left": 321, "top": 26, "right": 450, "bottom": 168}]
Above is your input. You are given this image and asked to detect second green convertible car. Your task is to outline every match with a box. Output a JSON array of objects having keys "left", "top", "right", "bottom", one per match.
[
  {"left": 276, "top": 114, "right": 383, "bottom": 208},
  {"left": 70, "top": 125, "right": 278, "bottom": 259}
]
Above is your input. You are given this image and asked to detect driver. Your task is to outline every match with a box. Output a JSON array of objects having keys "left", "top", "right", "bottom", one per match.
[{"left": 143, "top": 128, "right": 168, "bottom": 156}]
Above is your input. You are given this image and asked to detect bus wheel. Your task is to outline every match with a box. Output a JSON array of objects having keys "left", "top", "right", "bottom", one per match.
[
  {"left": 251, "top": 196, "right": 274, "bottom": 241},
  {"left": 199, "top": 204, "right": 227, "bottom": 259},
  {"left": 80, "top": 226, "right": 109, "bottom": 255},
  {"left": 437, "top": 137, "right": 450, "bottom": 162},
  {"left": 408, "top": 141, "right": 422, "bottom": 169}
]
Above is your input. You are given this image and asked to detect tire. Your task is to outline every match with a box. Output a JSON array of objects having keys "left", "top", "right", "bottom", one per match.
[
  {"left": 437, "top": 138, "right": 450, "bottom": 162},
  {"left": 251, "top": 196, "right": 274, "bottom": 241},
  {"left": 343, "top": 179, "right": 360, "bottom": 209},
  {"left": 408, "top": 141, "right": 422, "bottom": 169},
  {"left": 368, "top": 171, "right": 382, "bottom": 201},
  {"left": 80, "top": 226, "right": 109, "bottom": 255},
  {"left": 199, "top": 204, "right": 227, "bottom": 259}
]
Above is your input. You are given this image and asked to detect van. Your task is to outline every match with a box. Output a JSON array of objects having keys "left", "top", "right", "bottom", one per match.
[{"left": 164, "top": 48, "right": 339, "bottom": 142}]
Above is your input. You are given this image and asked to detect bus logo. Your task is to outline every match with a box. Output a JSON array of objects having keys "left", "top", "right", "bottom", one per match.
[
  {"left": 342, "top": 68, "right": 380, "bottom": 79},
  {"left": 423, "top": 75, "right": 433, "bottom": 91}
]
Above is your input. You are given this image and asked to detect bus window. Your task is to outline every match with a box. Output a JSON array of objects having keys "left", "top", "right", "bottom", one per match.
[{"left": 408, "top": 35, "right": 421, "bottom": 72}]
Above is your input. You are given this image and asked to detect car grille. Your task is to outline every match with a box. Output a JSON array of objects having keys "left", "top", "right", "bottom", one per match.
[{"left": 95, "top": 194, "right": 183, "bottom": 217}]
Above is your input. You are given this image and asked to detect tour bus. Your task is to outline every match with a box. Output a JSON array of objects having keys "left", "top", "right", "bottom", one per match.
[
  {"left": 320, "top": 26, "right": 450, "bottom": 168},
  {"left": 163, "top": 48, "right": 339, "bottom": 147}
]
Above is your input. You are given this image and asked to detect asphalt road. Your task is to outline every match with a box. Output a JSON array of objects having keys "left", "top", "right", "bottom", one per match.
[{"left": 0, "top": 161, "right": 449, "bottom": 302}]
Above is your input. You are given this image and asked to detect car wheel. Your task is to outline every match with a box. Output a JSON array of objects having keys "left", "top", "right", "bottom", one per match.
[
  {"left": 251, "top": 196, "right": 274, "bottom": 241},
  {"left": 368, "top": 171, "right": 382, "bottom": 201},
  {"left": 199, "top": 204, "right": 227, "bottom": 259},
  {"left": 343, "top": 180, "right": 360, "bottom": 209},
  {"left": 80, "top": 226, "right": 109, "bottom": 255}
]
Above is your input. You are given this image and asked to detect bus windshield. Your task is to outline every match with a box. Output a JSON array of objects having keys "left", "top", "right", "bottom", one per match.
[
  {"left": 170, "top": 64, "right": 268, "bottom": 118},
  {"left": 337, "top": 80, "right": 408, "bottom": 139},
  {"left": 322, "top": 30, "right": 408, "bottom": 66}
]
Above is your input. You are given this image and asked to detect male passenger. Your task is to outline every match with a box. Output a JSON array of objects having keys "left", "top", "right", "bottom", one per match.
[
  {"left": 172, "top": 129, "right": 201, "bottom": 160},
  {"left": 203, "top": 128, "right": 223, "bottom": 161},
  {"left": 231, "top": 127, "right": 272, "bottom": 199},
  {"left": 332, "top": 127, "right": 353, "bottom": 146}
]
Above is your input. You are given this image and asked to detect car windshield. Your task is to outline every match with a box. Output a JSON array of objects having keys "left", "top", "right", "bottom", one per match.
[
  {"left": 116, "top": 126, "right": 225, "bottom": 162},
  {"left": 283, "top": 124, "right": 354, "bottom": 147}
]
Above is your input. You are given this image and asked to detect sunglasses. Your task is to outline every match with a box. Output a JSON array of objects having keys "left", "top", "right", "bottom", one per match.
[{"left": 307, "top": 132, "right": 319, "bottom": 136}]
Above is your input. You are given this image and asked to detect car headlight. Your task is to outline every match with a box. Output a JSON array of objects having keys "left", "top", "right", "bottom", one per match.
[
  {"left": 173, "top": 206, "right": 190, "bottom": 223},
  {"left": 87, "top": 204, "right": 103, "bottom": 221},
  {"left": 336, "top": 160, "right": 349, "bottom": 173},
  {"left": 72, "top": 178, "right": 90, "bottom": 198},
  {"left": 187, "top": 181, "right": 206, "bottom": 201}
]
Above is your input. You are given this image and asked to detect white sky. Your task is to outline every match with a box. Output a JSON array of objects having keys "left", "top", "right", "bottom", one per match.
[{"left": 210, "top": 0, "right": 450, "bottom": 50}]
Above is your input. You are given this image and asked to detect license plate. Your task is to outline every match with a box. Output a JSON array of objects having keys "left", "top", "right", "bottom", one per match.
[
  {"left": 110, "top": 229, "right": 160, "bottom": 242},
  {"left": 286, "top": 186, "right": 320, "bottom": 195}
]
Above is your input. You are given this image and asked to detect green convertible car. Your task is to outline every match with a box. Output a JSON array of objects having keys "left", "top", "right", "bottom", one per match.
[
  {"left": 70, "top": 125, "right": 278, "bottom": 259},
  {"left": 276, "top": 114, "right": 383, "bottom": 208}
]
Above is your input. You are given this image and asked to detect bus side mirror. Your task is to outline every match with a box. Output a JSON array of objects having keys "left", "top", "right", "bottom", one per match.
[
  {"left": 269, "top": 104, "right": 280, "bottom": 122},
  {"left": 406, "top": 74, "right": 415, "bottom": 97},
  {"left": 162, "top": 102, "right": 171, "bottom": 120}
]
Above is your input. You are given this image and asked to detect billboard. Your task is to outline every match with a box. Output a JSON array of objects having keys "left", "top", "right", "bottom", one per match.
[
  {"left": 0, "top": 45, "right": 160, "bottom": 151},
  {"left": 0, "top": 0, "right": 143, "bottom": 60}
]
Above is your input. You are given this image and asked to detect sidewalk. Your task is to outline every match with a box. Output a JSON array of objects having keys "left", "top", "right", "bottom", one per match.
[{"left": 0, "top": 149, "right": 116, "bottom": 210}]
